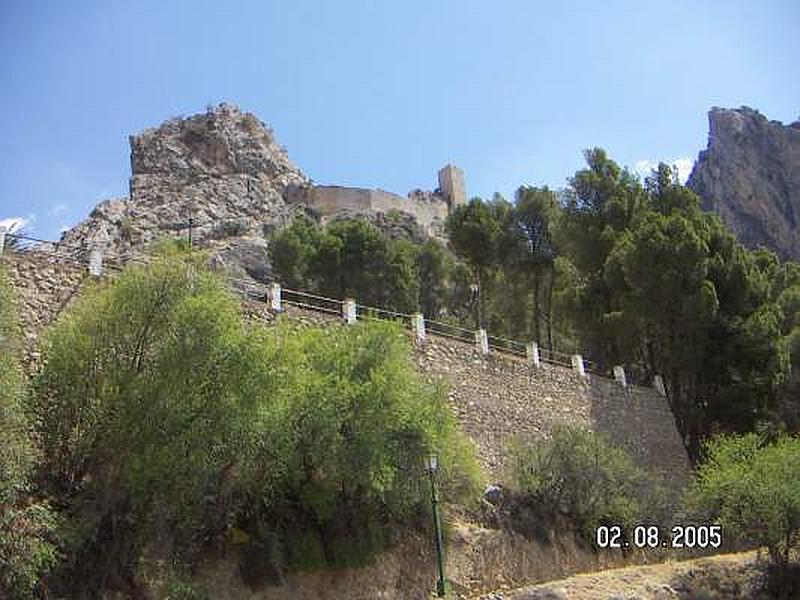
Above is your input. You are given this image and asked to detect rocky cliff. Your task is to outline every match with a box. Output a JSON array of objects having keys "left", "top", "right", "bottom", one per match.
[
  {"left": 59, "top": 103, "right": 310, "bottom": 281},
  {"left": 57, "top": 103, "right": 454, "bottom": 283},
  {"left": 687, "top": 107, "right": 800, "bottom": 260}
]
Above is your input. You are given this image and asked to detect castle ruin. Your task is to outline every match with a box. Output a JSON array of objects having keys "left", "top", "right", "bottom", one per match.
[{"left": 287, "top": 163, "right": 467, "bottom": 238}]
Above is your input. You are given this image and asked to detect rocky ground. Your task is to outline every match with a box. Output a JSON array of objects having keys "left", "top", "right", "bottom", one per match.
[{"left": 476, "top": 550, "right": 768, "bottom": 600}]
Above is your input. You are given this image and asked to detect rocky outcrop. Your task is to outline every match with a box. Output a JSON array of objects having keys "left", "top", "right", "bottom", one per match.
[
  {"left": 59, "top": 103, "right": 310, "bottom": 279},
  {"left": 687, "top": 107, "right": 800, "bottom": 260},
  {"left": 56, "top": 103, "right": 455, "bottom": 281}
]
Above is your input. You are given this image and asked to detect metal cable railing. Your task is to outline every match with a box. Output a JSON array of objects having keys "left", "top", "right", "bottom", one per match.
[
  {"left": 282, "top": 288, "right": 343, "bottom": 315},
  {"left": 0, "top": 233, "right": 625, "bottom": 382},
  {"left": 356, "top": 304, "right": 413, "bottom": 327},
  {"left": 424, "top": 319, "right": 475, "bottom": 344}
]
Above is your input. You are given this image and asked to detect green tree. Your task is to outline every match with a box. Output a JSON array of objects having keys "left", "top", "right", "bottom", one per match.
[
  {"left": 0, "top": 267, "right": 59, "bottom": 599},
  {"left": 236, "top": 319, "right": 480, "bottom": 570},
  {"left": 33, "top": 246, "right": 265, "bottom": 594},
  {"left": 268, "top": 215, "right": 321, "bottom": 289},
  {"left": 271, "top": 217, "right": 421, "bottom": 314},
  {"left": 684, "top": 434, "right": 800, "bottom": 591},
  {"left": 446, "top": 198, "right": 503, "bottom": 328},
  {"left": 555, "top": 149, "right": 646, "bottom": 363},
  {"left": 497, "top": 186, "right": 560, "bottom": 347},
  {"left": 415, "top": 239, "right": 450, "bottom": 318},
  {"left": 556, "top": 154, "right": 788, "bottom": 458},
  {"left": 509, "top": 425, "right": 658, "bottom": 541}
]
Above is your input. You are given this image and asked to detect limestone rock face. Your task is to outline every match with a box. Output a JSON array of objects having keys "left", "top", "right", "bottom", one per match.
[
  {"left": 57, "top": 103, "right": 452, "bottom": 282},
  {"left": 60, "top": 103, "right": 309, "bottom": 278},
  {"left": 687, "top": 107, "right": 800, "bottom": 260}
]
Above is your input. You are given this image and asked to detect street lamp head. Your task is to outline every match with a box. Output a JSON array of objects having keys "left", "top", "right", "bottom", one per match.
[{"left": 427, "top": 454, "right": 439, "bottom": 472}]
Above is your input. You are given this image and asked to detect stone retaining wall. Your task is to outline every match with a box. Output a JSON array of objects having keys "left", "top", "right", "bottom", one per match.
[{"left": 2, "top": 251, "right": 690, "bottom": 487}]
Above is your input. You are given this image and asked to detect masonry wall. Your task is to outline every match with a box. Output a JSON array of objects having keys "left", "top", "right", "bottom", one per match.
[
  {"left": 241, "top": 298, "right": 691, "bottom": 487},
  {"left": 306, "top": 186, "right": 450, "bottom": 237},
  {"left": 2, "top": 252, "right": 690, "bottom": 488}
]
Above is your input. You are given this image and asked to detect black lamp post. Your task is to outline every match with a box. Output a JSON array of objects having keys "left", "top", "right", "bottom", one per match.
[{"left": 427, "top": 454, "right": 446, "bottom": 597}]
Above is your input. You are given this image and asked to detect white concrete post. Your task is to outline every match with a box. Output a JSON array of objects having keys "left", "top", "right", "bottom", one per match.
[
  {"left": 571, "top": 354, "right": 586, "bottom": 378},
  {"left": 269, "top": 282, "right": 282, "bottom": 312},
  {"left": 613, "top": 365, "right": 627, "bottom": 387},
  {"left": 475, "top": 328, "right": 489, "bottom": 355},
  {"left": 412, "top": 313, "right": 426, "bottom": 342},
  {"left": 0, "top": 226, "right": 6, "bottom": 255},
  {"left": 343, "top": 298, "right": 357, "bottom": 324},
  {"left": 653, "top": 374, "right": 667, "bottom": 397},
  {"left": 88, "top": 246, "right": 104, "bottom": 277},
  {"left": 526, "top": 341, "right": 541, "bottom": 368}
]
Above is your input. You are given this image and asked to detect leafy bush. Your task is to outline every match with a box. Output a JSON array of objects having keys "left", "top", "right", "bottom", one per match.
[
  {"left": 0, "top": 505, "right": 60, "bottom": 599},
  {"left": 33, "top": 246, "right": 265, "bottom": 592},
  {"left": 237, "top": 319, "right": 481, "bottom": 571},
  {"left": 0, "top": 267, "right": 59, "bottom": 599},
  {"left": 31, "top": 247, "right": 480, "bottom": 592},
  {"left": 117, "top": 216, "right": 135, "bottom": 241},
  {"left": 508, "top": 424, "right": 655, "bottom": 541},
  {"left": 683, "top": 434, "right": 800, "bottom": 576},
  {"left": 209, "top": 219, "right": 248, "bottom": 239}
]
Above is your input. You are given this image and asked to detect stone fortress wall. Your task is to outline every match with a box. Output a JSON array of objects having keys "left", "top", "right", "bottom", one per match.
[
  {"left": 287, "top": 164, "right": 467, "bottom": 238},
  {"left": 2, "top": 248, "right": 690, "bottom": 490}
]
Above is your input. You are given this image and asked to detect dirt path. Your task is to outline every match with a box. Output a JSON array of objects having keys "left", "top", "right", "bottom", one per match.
[{"left": 473, "top": 550, "right": 764, "bottom": 599}]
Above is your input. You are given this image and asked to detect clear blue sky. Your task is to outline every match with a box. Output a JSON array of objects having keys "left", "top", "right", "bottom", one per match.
[{"left": 1, "top": 0, "right": 798, "bottom": 240}]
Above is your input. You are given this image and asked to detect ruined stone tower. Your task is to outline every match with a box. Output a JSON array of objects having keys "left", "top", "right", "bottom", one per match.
[{"left": 438, "top": 164, "right": 467, "bottom": 207}]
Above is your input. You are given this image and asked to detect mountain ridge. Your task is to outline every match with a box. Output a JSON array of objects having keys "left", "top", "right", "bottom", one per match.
[{"left": 687, "top": 106, "right": 800, "bottom": 261}]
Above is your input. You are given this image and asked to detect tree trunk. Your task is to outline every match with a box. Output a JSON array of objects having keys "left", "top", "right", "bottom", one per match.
[{"left": 546, "top": 265, "right": 555, "bottom": 354}]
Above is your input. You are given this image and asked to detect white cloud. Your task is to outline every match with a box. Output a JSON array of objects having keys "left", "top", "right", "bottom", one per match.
[
  {"left": 673, "top": 158, "right": 693, "bottom": 184},
  {"left": 0, "top": 216, "right": 30, "bottom": 232},
  {"left": 48, "top": 203, "right": 68, "bottom": 217},
  {"left": 634, "top": 157, "right": 694, "bottom": 184},
  {"left": 634, "top": 159, "right": 656, "bottom": 178}
]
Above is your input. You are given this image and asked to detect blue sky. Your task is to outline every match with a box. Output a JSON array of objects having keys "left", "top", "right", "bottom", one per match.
[{"left": 1, "top": 0, "right": 798, "bottom": 240}]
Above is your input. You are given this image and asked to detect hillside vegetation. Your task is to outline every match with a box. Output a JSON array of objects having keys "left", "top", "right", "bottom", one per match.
[
  {"left": 1, "top": 247, "right": 480, "bottom": 598},
  {"left": 272, "top": 151, "right": 800, "bottom": 462},
  {"left": 3, "top": 148, "right": 800, "bottom": 598}
]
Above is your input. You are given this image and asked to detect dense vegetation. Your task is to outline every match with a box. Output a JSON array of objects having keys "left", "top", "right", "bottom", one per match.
[
  {"left": 0, "top": 249, "right": 478, "bottom": 598},
  {"left": 683, "top": 434, "right": 800, "bottom": 594},
  {"left": 509, "top": 425, "right": 664, "bottom": 542},
  {"left": 3, "top": 147, "right": 800, "bottom": 596},
  {"left": 271, "top": 151, "right": 800, "bottom": 461},
  {"left": 0, "top": 268, "right": 59, "bottom": 599}
]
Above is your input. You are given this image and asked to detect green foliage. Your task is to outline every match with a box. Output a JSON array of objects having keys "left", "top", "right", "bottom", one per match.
[
  {"left": 683, "top": 434, "right": 800, "bottom": 573},
  {"left": 509, "top": 425, "right": 657, "bottom": 541},
  {"left": 209, "top": 218, "right": 248, "bottom": 239},
  {"left": 415, "top": 239, "right": 450, "bottom": 318},
  {"left": 446, "top": 198, "right": 502, "bottom": 273},
  {"left": 0, "top": 267, "right": 59, "bottom": 599},
  {"left": 269, "top": 215, "right": 324, "bottom": 289},
  {"left": 30, "top": 249, "right": 479, "bottom": 590},
  {"left": 554, "top": 151, "right": 794, "bottom": 458},
  {"left": 161, "top": 577, "right": 210, "bottom": 600},
  {"left": 33, "top": 247, "right": 265, "bottom": 591},
  {"left": 269, "top": 217, "right": 421, "bottom": 313},
  {"left": 445, "top": 198, "right": 504, "bottom": 328},
  {"left": 238, "top": 319, "right": 480, "bottom": 570},
  {"left": 0, "top": 504, "right": 60, "bottom": 599},
  {"left": 0, "top": 268, "right": 33, "bottom": 504}
]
